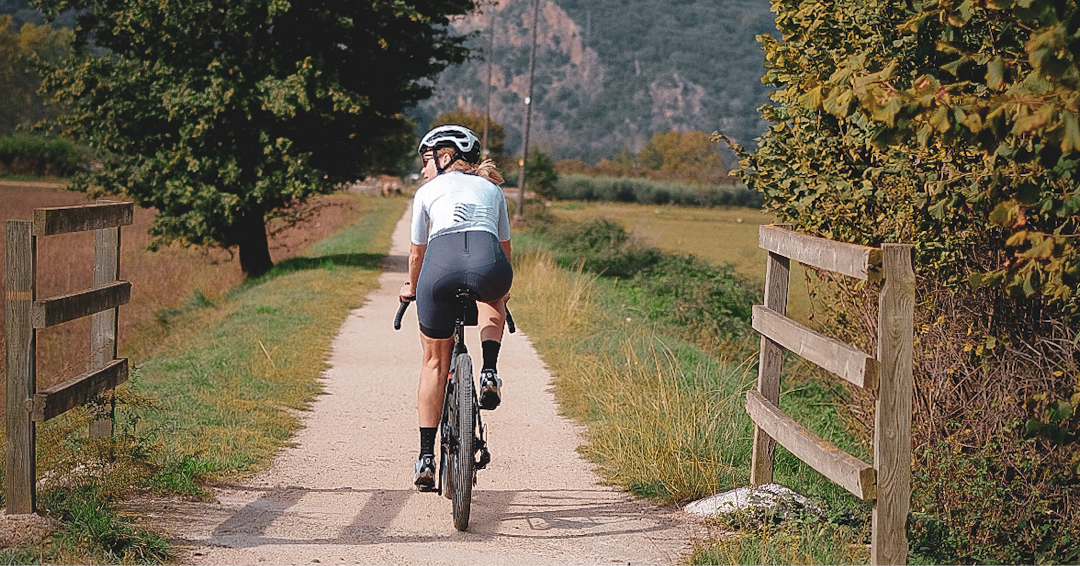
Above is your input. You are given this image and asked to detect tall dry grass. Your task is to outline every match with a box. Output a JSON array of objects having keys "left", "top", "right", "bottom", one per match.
[
  {"left": 0, "top": 183, "right": 369, "bottom": 417},
  {"left": 512, "top": 250, "right": 755, "bottom": 502}
]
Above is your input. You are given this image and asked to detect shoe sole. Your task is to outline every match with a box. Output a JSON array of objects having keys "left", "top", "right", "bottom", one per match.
[
  {"left": 479, "top": 389, "right": 500, "bottom": 410},
  {"left": 414, "top": 472, "right": 436, "bottom": 491}
]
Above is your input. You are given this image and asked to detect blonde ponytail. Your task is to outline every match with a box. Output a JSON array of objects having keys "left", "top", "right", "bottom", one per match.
[{"left": 438, "top": 147, "right": 505, "bottom": 186}]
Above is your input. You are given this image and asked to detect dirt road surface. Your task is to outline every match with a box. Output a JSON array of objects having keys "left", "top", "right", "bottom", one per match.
[{"left": 152, "top": 206, "right": 703, "bottom": 565}]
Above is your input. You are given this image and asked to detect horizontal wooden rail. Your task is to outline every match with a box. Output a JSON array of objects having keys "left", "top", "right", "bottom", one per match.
[
  {"left": 31, "top": 281, "right": 131, "bottom": 328},
  {"left": 32, "top": 202, "right": 133, "bottom": 236},
  {"left": 746, "top": 390, "right": 877, "bottom": 500},
  {"left": 759, "top": 225, "right": 882, "bottom": 282},
  {"left": 32, "top": 358, "right": 129, "bottom": 422},
  {"left": 752, "top": 305, "right": 879, "bottom": 390}
]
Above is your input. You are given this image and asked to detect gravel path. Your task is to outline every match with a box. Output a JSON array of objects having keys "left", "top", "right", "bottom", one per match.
[{"left": 153, "top": 206, "right": 702, "bottom": 565}]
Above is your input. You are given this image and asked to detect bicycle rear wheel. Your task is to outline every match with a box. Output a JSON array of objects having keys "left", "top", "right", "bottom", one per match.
[{"left": 450, "top": 352, "right": 475, "bottom": 531}]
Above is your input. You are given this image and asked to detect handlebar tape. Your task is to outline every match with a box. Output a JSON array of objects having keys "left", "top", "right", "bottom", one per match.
[
  {"left": 394, "top": 300, "right": 410, "bottom": 330},
  {"left": 394, "top": 299, "right": 517, "bottom": 334}
]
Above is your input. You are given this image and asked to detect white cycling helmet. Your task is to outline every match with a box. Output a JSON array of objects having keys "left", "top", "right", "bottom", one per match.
[{"left": 418, "top": 124, "right": 482, "bottom": 171}]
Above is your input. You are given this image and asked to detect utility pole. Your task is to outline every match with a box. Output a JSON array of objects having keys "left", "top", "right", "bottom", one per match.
[
  {"left": 482, "top": 7, "right": 496, "bottom": 156},
  {"left": 515, "top": 0, "right": 540, "bottom": 222}
]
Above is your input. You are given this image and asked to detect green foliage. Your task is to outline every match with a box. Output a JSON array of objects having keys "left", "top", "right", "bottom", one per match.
[
  {"left": 36, "top": 0, "right": 480, "bottom": 277},
  {"left": 639, "top": 130, "right": 729, "bottom": 185},
  {"left": 524, "top": 148, "right": 558, "bottom": 198},
  {"left": 691, "top": 505, "right": 870, "bottom": 565},
  {"left": 734, "top": 1, "right": 1080, "bottom": 561},
  {"left": 0, "top": 14, "right": 72, "bottom": 135},
  {"left": 148, "top": 454, "right": 214, "bottom": 498},
  {"left": 912, "top": 432, "right": 1080, "bottom": 565},
  {"left": 553, "top": 174, "right": 763, "bottom": 208},
  {"left": 734, "top": 0, "right": 1079, "bottom": 315},
  {"left": 40, "top": 485, "right": 170, "bottom": 564},
  {"left": 0, "top": 133, "right": 87, "bottom": 176},
  {"left": 558, "top": 128, "right": 737, "bottom": 188},
  {"left": 532, "top": 217, "right": 758, "bottom": 343}
]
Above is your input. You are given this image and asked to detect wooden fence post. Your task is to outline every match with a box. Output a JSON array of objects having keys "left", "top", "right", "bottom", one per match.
[
  {"left": 872, "top": 243, "right": 915, "bottom": 565},
  {"left": 89, "top": 220, "right": 121, "bottom": 438},
  {"left": 750, "top": 223, "right": 790, "bottom": 485},
  {"left": 5, "top": 220, "right": 36, "bottom": 514}
]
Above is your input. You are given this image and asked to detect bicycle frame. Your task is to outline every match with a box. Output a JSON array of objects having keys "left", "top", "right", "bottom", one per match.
[{"left": 393, "top": 292, "right": 514, "bottom": 529}]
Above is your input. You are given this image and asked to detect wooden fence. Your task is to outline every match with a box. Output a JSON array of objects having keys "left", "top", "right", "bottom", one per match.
[
  {"left": 5, "top": 201, "right": 133, "bottom": 514},
  {"left": 747, "top": 224, "right": 914, "bottom": 565}
]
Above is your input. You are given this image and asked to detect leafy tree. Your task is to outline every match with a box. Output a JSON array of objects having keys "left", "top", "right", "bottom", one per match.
[
  {"left": 0, "top": 15, "right": 71, "bottom": 135},
  {"left": 524, "top": 148, "right": 557, "bottom": 199},
  {"left": 639, "top": 130, "right": 727, "bottom": 185},
  {"left": 36, "top": 0, "right": 480, "bottom": 277}
]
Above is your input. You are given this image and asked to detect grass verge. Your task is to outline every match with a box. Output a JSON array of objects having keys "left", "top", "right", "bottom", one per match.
[
  {"left": 510, "top": 205, "right": 874, "bottom": 564},
  {"left": 1, "top": 193, "right": 407, "bottom": 563},
  {"left": 129, "top": 194, "right": 407, "bottom": 487}
]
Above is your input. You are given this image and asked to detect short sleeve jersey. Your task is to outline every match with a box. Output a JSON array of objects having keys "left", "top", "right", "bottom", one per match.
[{"left": 410, "top": 171, "right": 512, "bottom": 245}]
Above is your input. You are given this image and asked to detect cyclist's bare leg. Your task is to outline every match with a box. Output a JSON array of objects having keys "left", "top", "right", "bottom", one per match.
[
  {"left": 418, "top": 333, "right": 453, "bottom": 427},
  {"left": 478, "top": 296, "right": 507, "bottom": 343}
]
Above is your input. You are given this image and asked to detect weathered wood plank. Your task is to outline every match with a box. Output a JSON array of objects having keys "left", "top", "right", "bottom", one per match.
[
  {"left": 32, "top": 358, "right": 129, "bottom": 422},
  {"left": 746, "top": 390, "right": 877, "bottom": 500},
  {"left": 872, "top": 244, "right": 915, "bottom": 565},
  {"left": 32, "top": 202, "right": 133, "bottom": 236},
  {"left": 750, "top": 223, "right": 791, "bottom": 486},
  {"left": 5, "top": 220, "right": 37, "bottom": 513},
  {"left": 90, "top": 224, "right": 121, "bottom": 438},
  {"left": 759, "top": 224, "right": 883, "bottom": 282},
  {"left": 31, "top": 280, "right": 130, "bottom": 328},
  {"left": 752, "top": 305, "right": 879, "bottom": 390}
]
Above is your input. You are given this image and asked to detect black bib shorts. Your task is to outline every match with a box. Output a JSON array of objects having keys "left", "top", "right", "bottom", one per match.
[{"left": 415, "top": 230, "right": 513, "bottom": 339}]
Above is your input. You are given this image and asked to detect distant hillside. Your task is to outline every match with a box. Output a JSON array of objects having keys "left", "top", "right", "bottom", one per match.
[
  {"left": 3, "top": 0, "right": 777, "bottom": 165},
  {"left": 0, "top": 0, "right": 74, "bottom": 28},
  {"left": 409, "top": 0, "right": 777, "bottom": 163}
]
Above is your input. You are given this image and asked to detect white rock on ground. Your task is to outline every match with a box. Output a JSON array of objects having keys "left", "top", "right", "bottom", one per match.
[{"left": 684, "top": 483, "right": 822, "bottom": 518}]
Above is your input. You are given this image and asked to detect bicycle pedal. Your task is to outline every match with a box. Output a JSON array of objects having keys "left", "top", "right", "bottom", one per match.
[{"left": 476, "top": 446, "right": 491, "bottom": 470}]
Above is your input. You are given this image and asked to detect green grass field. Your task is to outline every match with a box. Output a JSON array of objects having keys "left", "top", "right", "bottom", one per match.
[{"left": 545, "top": 201, "right": 815, "bottom": 324}]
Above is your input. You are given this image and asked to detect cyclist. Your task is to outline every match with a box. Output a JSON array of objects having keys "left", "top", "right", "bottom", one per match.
[{"left": 398, "top": 124, "right": 513, "bottom": 490}]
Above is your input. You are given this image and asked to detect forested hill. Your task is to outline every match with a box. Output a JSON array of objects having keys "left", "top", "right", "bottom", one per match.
[
  {"left": 411, "top": 0, "right": 777, "bottom": 163},
  {"left": 0, "top": 0, "right": 73, "bottom": 28},
  {"left": 2, "top": 0, "right": 777, "bottom": 165}
]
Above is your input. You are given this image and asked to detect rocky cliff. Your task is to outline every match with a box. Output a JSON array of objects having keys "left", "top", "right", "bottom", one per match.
[{"left": 410, "top": 0, "right": 776, "bottom": 163}]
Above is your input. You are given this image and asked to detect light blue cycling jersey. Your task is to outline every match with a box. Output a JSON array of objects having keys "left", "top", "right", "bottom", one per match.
[{"left": 410, "top": 171, "right": 511, "bottom": 245}]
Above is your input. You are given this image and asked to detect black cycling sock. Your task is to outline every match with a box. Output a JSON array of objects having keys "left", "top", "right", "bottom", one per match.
[
  {"left": 419, "top": 427, "right": 437, "bottom": 457},
  {"left": 482, "top": 340, "right": 501, "bottom": 372}
]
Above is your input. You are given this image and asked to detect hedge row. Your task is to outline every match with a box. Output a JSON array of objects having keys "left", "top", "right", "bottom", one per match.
[
  {"left": 0, "top": 134, "right": 89, "bottom": 177},
  {"left": 552, "top": 174, "right": 763, "bottom": 208}
]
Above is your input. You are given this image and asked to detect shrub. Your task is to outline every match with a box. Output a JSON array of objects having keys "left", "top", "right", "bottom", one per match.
[
  {"left": 734, "top": 0, "right": 1080, "bottom": 560},
  {"left": 0, "top": 134, "right": 89, "bottom": 177},
  {"left": 553, "top": 174, "right": 763, "bottom": 208},
  {"left": 534, "top": 217, "right": 758, "bottom": 345}
]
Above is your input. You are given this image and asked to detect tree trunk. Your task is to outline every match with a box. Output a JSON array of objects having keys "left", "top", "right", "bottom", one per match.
[{"left": 236, "top": 207, "right": 274, "bottom": 278}]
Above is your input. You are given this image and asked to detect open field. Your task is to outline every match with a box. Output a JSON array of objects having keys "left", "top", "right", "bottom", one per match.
[{"left": 545, "top": 201, "right": 814, "bottom": 323}]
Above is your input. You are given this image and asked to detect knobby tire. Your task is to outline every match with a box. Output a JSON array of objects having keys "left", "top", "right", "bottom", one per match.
[{"left": 451, "top": 353, "right": 475, "bottom": 531}]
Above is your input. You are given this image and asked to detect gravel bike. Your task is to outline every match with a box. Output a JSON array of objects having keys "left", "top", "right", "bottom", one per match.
[{"left": 394, "top": 290, "right": 514, "bottom": 531}]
